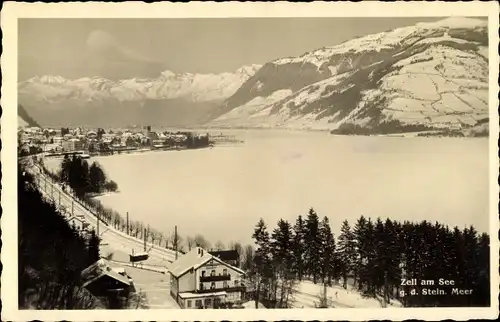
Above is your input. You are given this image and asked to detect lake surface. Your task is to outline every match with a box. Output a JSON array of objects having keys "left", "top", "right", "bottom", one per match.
[{"left": 45, "top": 130, "right": 490, "bottom": 246}]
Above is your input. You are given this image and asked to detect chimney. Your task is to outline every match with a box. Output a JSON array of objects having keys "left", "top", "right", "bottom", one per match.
[{"left": 200, "top": 249, "right": 204, "bottom": 257}]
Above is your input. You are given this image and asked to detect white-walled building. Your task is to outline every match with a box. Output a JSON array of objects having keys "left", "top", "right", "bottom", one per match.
[
  {"left": 67, "top": 216, "right": 86, "bottom": 231},
  {"left": 169, "top": 247, "right": 246, "bottom": 309}
]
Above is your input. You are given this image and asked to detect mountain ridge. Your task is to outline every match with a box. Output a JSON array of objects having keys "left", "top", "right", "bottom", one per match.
[
  {"left": 18, "top": 65, "right": 262, "bottom": 127},
  {"left": 211, "top": 17, "right": 489, "bottom": 136}
]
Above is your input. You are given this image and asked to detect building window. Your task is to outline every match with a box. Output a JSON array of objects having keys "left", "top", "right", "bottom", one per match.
[
  {"left": 187, "top": 300, "right": 192, "bottom": 308},
  {"left": 210, "top": 269, "right": 215, "bottom": 276},
  {"left": 223, "top": 268, "right": 228, "bottom": 275},
  {"left": 223, "top": 281, "right": 228, "bottom": 288},
  {"left": 195, "top": 300, "right": 202, "bottom": 308},
  {"left": 199, "top": 283, "right": 203, "bottom": 290},
  {"left": 201, "top": 270, "right": 206, "bottom": 277},
  {"left": 205, "top": 298, "right": 212, "bottom": 307},
  {"left": 234, "top": 279, "right": 239, "bottom": 286},
  {"left": 210, "top": 282, "right": 216, "bottom": 290}
]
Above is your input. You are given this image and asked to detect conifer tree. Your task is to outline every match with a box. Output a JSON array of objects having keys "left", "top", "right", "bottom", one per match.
[
  {"left": 304, "top": 208, "right": 322, "bottom": 283},
  {"left": 252, "top": 218, "right": 272, "bottom": 308},
  {"left": 475, "top": 232, "right": 490, "bottom": 306},
  {"left": 337, "top": 220, "right": 356, "bottom": 289},
  {"left": 353, "top": 215, "right": 367, "bottom": 290},
  {"left": 292, "top": 215, "right": 306, "bottom": 281},
  {"left": 319, "top": 216, "right": 336, "bottom": 286},
  {"left": 87, "top": 230, "right": 101, "bottom": 265},
  {"left": 271, "top": 219, "right": 295, "bottom": 307},
  {"left": 363, "top": 218, "right": 376, "bottom": 295},
  {"left": 89, "top": 162, "right": 106, "bottom": 193}
]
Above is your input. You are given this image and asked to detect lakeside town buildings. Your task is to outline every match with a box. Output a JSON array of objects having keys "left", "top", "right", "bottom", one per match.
[{"left": 18, "top": 125, "right": 211, "bottom": 156}]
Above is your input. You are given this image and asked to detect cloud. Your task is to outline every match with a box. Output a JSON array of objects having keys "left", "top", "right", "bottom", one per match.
[{"left": 84, "top": 29, "right": 166, "bottom": 79}]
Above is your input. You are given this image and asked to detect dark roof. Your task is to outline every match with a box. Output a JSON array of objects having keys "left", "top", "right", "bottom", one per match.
[{"left": 208, "top": 250, "right": 239, "bottom": 261}]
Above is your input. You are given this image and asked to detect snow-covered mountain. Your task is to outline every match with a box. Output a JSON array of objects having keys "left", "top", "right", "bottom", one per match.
[
  {"left": 211, "top": 17, "right": 489, "bottom": 136},
  {"left": 18, "top": 65, "right": 261, "bottom": 127}
]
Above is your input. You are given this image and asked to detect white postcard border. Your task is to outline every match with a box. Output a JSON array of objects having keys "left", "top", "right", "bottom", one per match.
[{"left": 1, "top": 1, "right": 499, "bottom": 321}]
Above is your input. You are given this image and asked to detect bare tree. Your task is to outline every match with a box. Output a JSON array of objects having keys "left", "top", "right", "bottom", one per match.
[
  {"left": 215, "top": 240, "right": 225, "bottom": 251},
  {"left": 231, "top": 242, "right": 243, "bottom": 266},
  {"left": 149, "top": 229, "right": 157, "bottom": 245},
  {"left": 187, "top": 236, "right": 196, "bottom": 251},
  {"left": 130, "top": 221, "right": 138, "bottom": 237},
  {"left": 170, "top": 232, "right": 184, "bottom": 253},
  {"left": 157, "top": 232, "right": 164, "bottom": 247},
  {"left": 194, "top": 234, "right": 211, "bottom": 249},
  {"left": 113, "top": 211, "right": 121, "bottom": 229},
  {"left": 242, "top": 244, "right": 254, "bottom": 271}
]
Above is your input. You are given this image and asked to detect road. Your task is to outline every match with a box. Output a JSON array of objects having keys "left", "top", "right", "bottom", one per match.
[{"left": 29, "top": 161, "right": 178, "bottom": 268}]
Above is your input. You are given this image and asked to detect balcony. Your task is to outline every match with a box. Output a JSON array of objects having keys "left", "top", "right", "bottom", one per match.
[
  {"left": 198, "top": 286, "right": 246, "bottom": 294},
  {"left": 200, "top": 274, "right": 231, "bottom": 282}
]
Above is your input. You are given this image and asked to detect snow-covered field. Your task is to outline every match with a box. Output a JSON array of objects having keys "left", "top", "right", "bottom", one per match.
[{"left": 292, "top": 281, "right": 402, "bottom": 308}]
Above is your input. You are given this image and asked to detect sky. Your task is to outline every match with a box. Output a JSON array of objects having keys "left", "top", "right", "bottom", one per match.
[{"left": 18, "top": 17, "right": 445, "bottom": 81}]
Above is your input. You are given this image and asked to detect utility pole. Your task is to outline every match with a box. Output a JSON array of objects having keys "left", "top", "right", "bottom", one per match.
[
  {"left": 174, "top": 225, "right": 178, "bottom": 260},
  {"left": 126, "top": 212, "right": 129, "bottom": 235},
  {"left": 97, "top": 211, "right": 100, "bottom": 238},
  {"left": 71, "top": 200, "right": 74, "bottom": 217},
  {"left": 143, "top": 227, "right": 147, "bottom": 252}
]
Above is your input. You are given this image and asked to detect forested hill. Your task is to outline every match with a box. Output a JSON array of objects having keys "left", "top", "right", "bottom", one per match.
[{"left": 18, "top": 164, "right": 102, "bottom": 309}]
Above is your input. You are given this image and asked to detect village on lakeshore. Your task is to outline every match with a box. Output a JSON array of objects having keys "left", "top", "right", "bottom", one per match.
[{"left": 17, "top": 125, "right": 243, "bottom": 157}]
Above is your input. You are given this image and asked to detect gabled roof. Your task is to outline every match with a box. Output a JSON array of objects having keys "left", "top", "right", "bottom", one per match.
[
  {"left": 81, "top": 259, "right": 130, "bottom": 288},
  {"left": 199, "top": 256, "right": 245, "bottom": 275},
  {"left": 209, "top": 250, "right": 239, "bottom": 262},
  {"left": 67, "top": 216, "right": 85, "bottom": 224},
  {"left": 169, "top": 247, "right": 212, "bottom": 278},
  {"left": 169, "top": 247, "right": 245, "bottom": 278}
]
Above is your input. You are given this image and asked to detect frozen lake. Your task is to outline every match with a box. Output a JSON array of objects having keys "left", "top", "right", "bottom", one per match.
[{"left": 45, "top": 130, "right": 490, "bottom": 246}]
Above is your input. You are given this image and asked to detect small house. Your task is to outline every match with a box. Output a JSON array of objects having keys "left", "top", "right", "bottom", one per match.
[
  {"left": 67, "top": 216, "right": 87, "bottom": 231},
  {"left": 81, "top": 259, "right": 135, "bottom": 298}
]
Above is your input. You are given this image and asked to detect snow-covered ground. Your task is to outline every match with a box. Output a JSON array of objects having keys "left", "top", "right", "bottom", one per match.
[
  {"left": 292, "top": 281, "right": 403, "bottom": 308},
  {"left": 121, "top": 265, "right": 179, "bottom": 309},
  {"left": 242, "top": 300, "right": 267, "bottom": 309}
]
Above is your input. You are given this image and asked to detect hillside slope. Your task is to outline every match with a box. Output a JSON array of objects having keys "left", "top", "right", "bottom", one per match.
[
  {"left": 18, "top": 65, "right": 261, "bottom": 127},
  {"left": 18, "top": 104, "right": 41, "bottom": 128},
  {"left": 211, "top": 17, "right": 489, "bottom": 136}
]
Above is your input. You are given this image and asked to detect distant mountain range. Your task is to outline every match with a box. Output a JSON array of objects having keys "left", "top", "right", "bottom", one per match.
[
  {"left": 18, "top": 65, "right": 261, "bottom": 127},
  {"left": 19, "top": 17, "right": 489, "bottom": 136}
]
